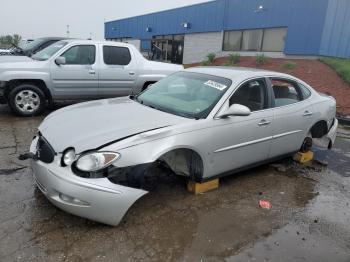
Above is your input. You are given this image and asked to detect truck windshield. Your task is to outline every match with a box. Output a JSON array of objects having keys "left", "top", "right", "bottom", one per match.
[
  {"left": 31, "top": 41, "right": 68, "bottom": 61},
  {"left": 136, "top": 72, "right": 232, "bottom": 119},
  {"left": 20, "top": 38, "right": 46, "bottom": 52}
]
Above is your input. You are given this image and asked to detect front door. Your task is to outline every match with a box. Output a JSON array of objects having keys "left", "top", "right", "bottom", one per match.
[
  {"left": 50, "top": 44, "right": 98, "bottom": 99},
  {"left": 98, "top": 45, "right": 137, "bottom": 98},
  {"left": 210, "top": 78, "right": 274, "bottom": 175}
]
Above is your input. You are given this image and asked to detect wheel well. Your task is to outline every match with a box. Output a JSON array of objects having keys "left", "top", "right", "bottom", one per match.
[
  {"left": 5, "top": 79, "right": 52, "bottom": 102},
  {"left": 142, "top": 81, "right": 156, "bottom": 91},
  {"left": 158, "top": 148, "right": 204, "bottom": 182},
  {"left": 310, "top": 120, "right": 328, "bottom": 138}
]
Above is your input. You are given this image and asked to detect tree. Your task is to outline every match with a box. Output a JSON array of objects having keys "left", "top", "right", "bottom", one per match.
[
  {"left": 12, "top": 34, "right": 22, "bottom": 46},
  {"left": 0, "top": 34, "right": 22, "bottom": 48}
]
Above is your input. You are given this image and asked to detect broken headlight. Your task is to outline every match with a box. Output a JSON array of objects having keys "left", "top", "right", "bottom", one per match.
[{"left": 75, "top": 151, "right": 120, "bottom": 172}]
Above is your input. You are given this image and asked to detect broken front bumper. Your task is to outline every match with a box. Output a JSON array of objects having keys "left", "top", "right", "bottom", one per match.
[
  {"left": 29, "top": 139, "right": 147, "bottom": 226},
  {"left": 327, "top": 118, "right": 338, "bottom": 148}
]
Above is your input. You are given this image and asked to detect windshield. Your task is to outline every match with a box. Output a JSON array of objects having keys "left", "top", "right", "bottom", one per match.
[
  {"left": 21, "top": 38, "right": 46, "bottom": 51},
  {"left": 136, "top": 72, "right": 232, "bottom": 119},
  {"left": 31, "top": 41, "right": 68, "bottom": 61}
]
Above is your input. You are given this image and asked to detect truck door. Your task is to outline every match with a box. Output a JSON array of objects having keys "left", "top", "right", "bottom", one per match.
[
  {"left": 50, "top": 44, "right": 98, "bottom": 99},
  {"left": 98, "top": 45, "right": 137, "bottom": 98}
]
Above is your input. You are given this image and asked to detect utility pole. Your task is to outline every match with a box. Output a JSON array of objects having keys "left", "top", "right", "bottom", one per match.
[{"left": 66, "top": 25, "right": 70, "bottom": 37}]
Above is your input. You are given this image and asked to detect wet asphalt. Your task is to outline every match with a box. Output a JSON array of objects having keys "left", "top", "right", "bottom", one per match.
[{"left": 0, "top": 104, "right": 349, "bottom": 262}]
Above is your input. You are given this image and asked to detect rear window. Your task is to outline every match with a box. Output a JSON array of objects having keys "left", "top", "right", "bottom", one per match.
[
  {"left": 299, "top": 83, "right": 312, "bottom": 99},
  {"left": 103, "top": 46, "right": 131, "bottom": 65}
]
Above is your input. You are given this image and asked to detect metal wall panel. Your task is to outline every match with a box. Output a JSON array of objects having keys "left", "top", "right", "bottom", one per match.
[
  {"left": 320, "top": 0, "right": 350, "bottom": 58},
  {"left": 105, "top": 1, "right": 225, "bottom": 40},
  {"left": 105, "top": 0, "right": 350, "bottom": 58}
]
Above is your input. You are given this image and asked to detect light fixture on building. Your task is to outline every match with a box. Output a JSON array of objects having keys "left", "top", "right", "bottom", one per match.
[
  {"left": 254, "top": 5, "right": 267, "bottom": 12},
  {"left": 112, "top": 27, "right": 117, "bottom": 31},
  {"left": 181, "top": 22, "right": 191, "bottom": 29},
  {"left": 146, "top": 26, "right": 152, "bottom": 32}
]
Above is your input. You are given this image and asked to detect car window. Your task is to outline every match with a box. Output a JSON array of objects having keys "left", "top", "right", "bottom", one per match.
[
  {"left": 61, "top": 45, "right": 95, "bottom": 65},
  {"left": 103, "top": 46, "right": 131, "bottom": 65},
  {"left": 229, "top": 79, "right": 268, "bottom": 111},
  {"left": 270, "top": 78, "right": 302, "bottom": 107},
  {"left": 299, "top": 83, "right": 312, "bottom": 99},
  {"left": 31, "top": 41, "right": 68, "bottom": 61}
]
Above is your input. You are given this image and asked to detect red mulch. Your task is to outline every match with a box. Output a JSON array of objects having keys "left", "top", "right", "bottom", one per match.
[{"left": 186, "top": 57, "right": 350, "bottom": 116}]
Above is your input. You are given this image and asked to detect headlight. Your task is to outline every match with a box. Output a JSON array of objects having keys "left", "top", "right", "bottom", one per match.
[
  {"left": 61, "top": 148, "right": 76, "bottom": 166},
  {"left": 76, "top": 151, "right": 120, "bottom": 172}
]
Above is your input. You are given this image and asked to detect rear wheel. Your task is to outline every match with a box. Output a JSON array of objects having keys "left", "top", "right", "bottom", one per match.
[{"left": 8, "top": 83, "right": 46, "bottom": 116}]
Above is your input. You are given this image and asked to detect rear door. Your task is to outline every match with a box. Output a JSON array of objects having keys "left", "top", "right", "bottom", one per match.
[
  {"left": 50, "top": 44, "right": 98, "bottom": 99},
  {"left": 98, "top": 45, "right": 137, "bottom": 98},
  {"left": 268, "top": 77, "right": 315, "bottom": 158},
  {"left": 210, "top": 78, "right": 274, "bottom": 175}
]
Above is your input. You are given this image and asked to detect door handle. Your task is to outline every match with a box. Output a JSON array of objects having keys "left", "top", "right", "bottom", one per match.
[
  {"left": 129, "top": 71, "right": 135, "bottom": 75},
  {"left": 303, "top": 111, "right": 313, "bottom": 117},
  {"left": 258, "top": 119, "right": 271, "bottom": 126},
  {"left": 89, "top": 69, "right": 95, "bottom": 75}
]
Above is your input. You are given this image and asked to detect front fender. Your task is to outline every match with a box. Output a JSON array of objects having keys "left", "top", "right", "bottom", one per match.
[
  {"left": 0, "top": 70, "right": 50, "bottom": 83},
  {"left": 103, "top": 132, "right": 210, "bottom": 177}
]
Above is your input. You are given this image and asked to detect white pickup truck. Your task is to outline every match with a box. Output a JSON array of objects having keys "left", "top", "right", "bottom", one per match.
[{"left": 0, "top": 40, "right": 183, "bottom": 116}]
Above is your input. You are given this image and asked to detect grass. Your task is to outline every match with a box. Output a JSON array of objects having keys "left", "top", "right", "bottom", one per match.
[
  {"left": 201, "top": 53, "right": 216, "bottom": 66},
  {"left": 320, "top": 57, "right": 350, "bottom": 84},
  {"left": 225, "top": 53, "right": 241, "bottom": 66},
  {"left": 255, "top": 53, "right": 267, "bottom": 65},
  {"left": 207, "top": 53, "right": 216, "bottom": 64},
  {"left": 281, "top": 61, "right": 297, "bottom": 70}
]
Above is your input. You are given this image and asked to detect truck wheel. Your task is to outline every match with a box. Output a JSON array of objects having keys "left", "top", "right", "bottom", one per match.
[{"left": 8, "top": 83, "right": 46, "bottom": 116}]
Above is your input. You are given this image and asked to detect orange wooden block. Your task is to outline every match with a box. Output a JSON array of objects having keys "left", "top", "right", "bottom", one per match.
[
  {"left": 293, "top": 151, "right": 314, "bottom": 164},
  {"left": 187, "top": 179, "right": 219, "bottom": 194}
]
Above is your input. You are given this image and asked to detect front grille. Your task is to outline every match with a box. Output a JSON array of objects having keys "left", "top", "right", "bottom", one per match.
[{"left": 36, "top": 135, "right": 55, "bottom": 163}]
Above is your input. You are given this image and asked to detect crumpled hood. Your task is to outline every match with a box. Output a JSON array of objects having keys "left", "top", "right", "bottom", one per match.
[{"left": 39, "top": 97, "right": 187, "bottom": 153}]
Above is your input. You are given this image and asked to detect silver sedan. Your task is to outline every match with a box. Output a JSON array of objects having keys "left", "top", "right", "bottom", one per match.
[{"left": 24, "top": 67, "right": 338, "bottom": 225}]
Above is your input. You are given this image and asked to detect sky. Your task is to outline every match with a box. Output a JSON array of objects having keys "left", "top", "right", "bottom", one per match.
[{"left": 0, "top": 0, "right": 211, "bottom": 40}]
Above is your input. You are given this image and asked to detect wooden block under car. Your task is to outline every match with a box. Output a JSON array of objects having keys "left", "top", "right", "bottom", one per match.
[
  {"left": 187, "top": 179, "right": 219, "bottom": 194},
  {"left": 293, "top": 151, "right": 314, "bottom": 163}
]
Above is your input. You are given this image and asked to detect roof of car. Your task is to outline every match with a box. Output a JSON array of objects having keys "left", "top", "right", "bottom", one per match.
[
  {"left": 62, "top": 39, "right": 132, "bottom": 46},
  {"left": 185, "top": 66, "right": 296, "bottom": 81},
  {"left": 37, "top": 37, "right": 71, "bottom": 40}
]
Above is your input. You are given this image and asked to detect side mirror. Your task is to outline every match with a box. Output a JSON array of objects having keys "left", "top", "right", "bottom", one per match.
[
  {"left": 55, "top": 56, "right": 66, "bottom": 66},
  {"left": 217, "top": 104, "right": 251, "bottom": 118}
]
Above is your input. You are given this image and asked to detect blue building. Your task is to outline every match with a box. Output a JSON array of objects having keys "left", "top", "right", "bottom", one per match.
[{"left": 105, "top": 0, "right": 350, "bottom": 64}]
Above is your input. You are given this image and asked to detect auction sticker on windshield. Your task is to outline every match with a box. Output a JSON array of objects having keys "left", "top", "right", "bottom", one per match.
[{"left": 204, "top": 80, "right": 227, "bottom": 91}]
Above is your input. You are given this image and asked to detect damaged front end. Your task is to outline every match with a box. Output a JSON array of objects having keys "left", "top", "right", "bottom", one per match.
[
  {"left": 28, "top": 136, "right": 149, "bottom": 226},
  {"left": 313, "top": 118, "right": 338, "bottom": 149}
]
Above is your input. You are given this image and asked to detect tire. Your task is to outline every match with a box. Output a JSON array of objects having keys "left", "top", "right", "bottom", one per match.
[
  {"left": 300, "top": 135, "right": 313, "bottom": 153},
  {"left": 8, "top": 83, "right": 46, "bottom": 116}
]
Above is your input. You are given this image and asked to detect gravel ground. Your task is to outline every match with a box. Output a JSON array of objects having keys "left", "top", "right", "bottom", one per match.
[{"left": 0, "top": 104, "right": 350, "bottom": 262}]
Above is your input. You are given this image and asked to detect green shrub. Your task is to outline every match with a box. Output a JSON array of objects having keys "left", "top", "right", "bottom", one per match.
[
  {"left": 255, "top": 54, "right": 267, "bottom": 65},
  {"left": 201, "top": 60, "right": 210, "bottom": 66},
  {"left": 320, "top": 57, "right": 350, "bottom": 84},
  {"left": 207, "top": 53, "right": 216, "bottom": 64},
  {"left": 226, "top": 53, "right": 240, "bottom": 66},
  {"left": 281, "top": 61, "right": 297, "bottom": 70}
]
